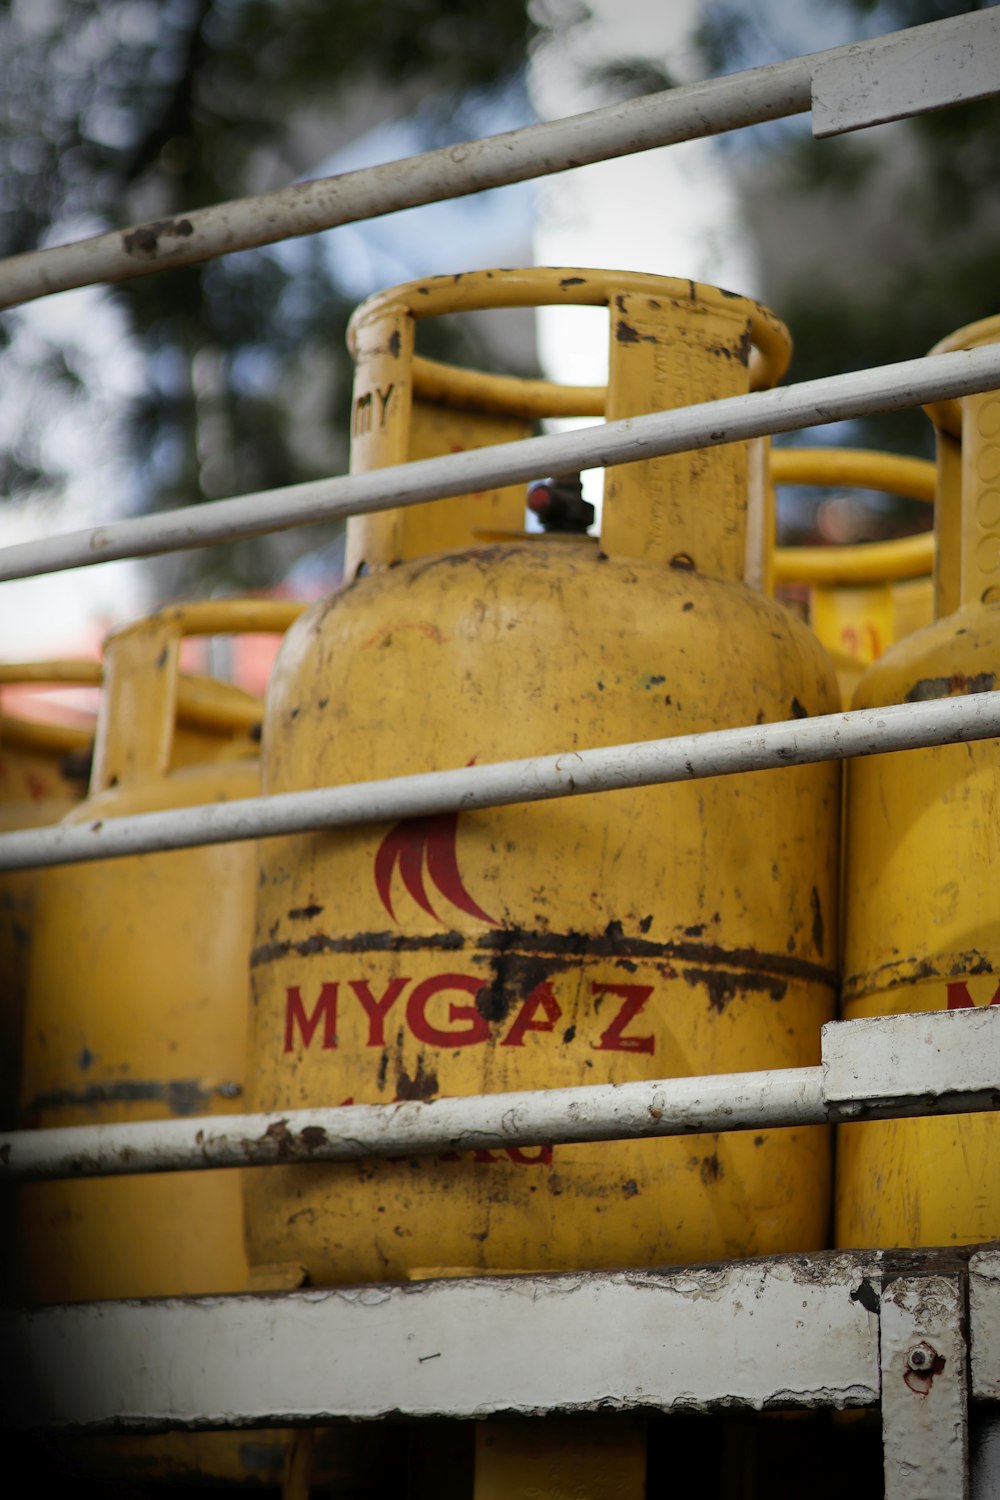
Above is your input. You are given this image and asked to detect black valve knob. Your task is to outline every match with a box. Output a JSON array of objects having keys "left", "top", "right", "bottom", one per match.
[{"left": 527, "top": 474, "right": 595, "bottom": 534}]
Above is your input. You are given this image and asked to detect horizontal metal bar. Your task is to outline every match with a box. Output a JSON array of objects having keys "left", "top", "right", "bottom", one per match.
[
  {"left": 5, "top": 1009, "right": 998, "bottom": 1182},
  {"left": 0, "top": 692, "right": 998, "bottom": 875},
  {"left": 0, "top": 1252, "right": 882, "bottom": 1428},
  {"left": 1, "top": 54, "right": 817, "bottom": 310},
  {"left": 813, "top": 7, "right": 1000, "bottom": 138},
  {"left": 0, "top": 15, "right": 990, "bottom": 313},
  {"left": 1, "top": 344, "right": 999, "bottom": 583},
  {"left": 2, "top": 1067, "right": 825, "bottom": 1181},
  {"left": 11, "top": 1244, "right": 1000, "bottom": 1431}
]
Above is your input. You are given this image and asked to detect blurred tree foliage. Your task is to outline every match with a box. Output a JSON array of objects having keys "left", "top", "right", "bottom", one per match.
[
  {"left": 8, "top": 1, "right": 992, "bottom": 571},
  {"left": 0, "top": 0, "right": 541, "bottom": 586},
  {"left": 695, "top": 0, "right": 1000, "bottom": 462},
  {"left": 575, "top": 0, "right": 1000, "bottom": 544},
  {"left": 601, "top": 0, "right": 1000, "bottom": 465}
]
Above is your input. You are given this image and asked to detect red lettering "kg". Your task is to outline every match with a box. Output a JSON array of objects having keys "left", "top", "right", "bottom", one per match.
[{"left": 947, "top": 979, "right": 1000, "bottom": 1009}]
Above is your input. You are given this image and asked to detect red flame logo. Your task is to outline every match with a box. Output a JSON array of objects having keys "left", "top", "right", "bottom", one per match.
[{"left": 374, "top": 811, "right": 498, "bottom": 927}]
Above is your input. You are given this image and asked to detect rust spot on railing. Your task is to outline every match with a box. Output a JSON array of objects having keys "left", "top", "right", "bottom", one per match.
[{"left": 122, "top": 218, "right": 195, "bottom": 258}]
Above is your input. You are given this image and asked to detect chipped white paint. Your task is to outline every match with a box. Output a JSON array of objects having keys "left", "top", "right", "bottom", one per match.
[
  {"left": 881, "top": 1277, "right": 969, "bottom": 1500},
  {"left": 0, "top": 1254, "right": 881, "bottom": 1429},
  {"left": 823, "top": 1009, "right": 1000, "bottom": 1118},
  {"left": 0, "top": 16, "right": 995, "bottom": 310},
  {"left": 1, "top": 1066, "right": 825, "bottom": 1181},
  {"left": 970, "top": 1252, "right": 1000, "bottom": 1403},
  {"left": 813, "top": 8, "right": 1000, "bottom": 138},
  {"left": 0, "top": 344, "right": 999, "bottom": 582},
  {"left": 0, "top": 693, "right": 998, "bottom": 875},
  {"left": 4, "top": 1009, "right": 998, "bottom": 1181}
]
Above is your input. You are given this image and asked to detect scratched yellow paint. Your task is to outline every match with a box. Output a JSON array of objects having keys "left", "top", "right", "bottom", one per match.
[
  {"left": 245, "top": 270, "right": 841, "bottom": 1289},
  {"left": 16, "top": 599, "right": 303, "bottom": 1304},
  {"left": 837, "top": 315, "right": 1000, "bottom": 1250}
]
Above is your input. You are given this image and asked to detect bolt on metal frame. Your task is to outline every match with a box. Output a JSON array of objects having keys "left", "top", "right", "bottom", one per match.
[{"left": 2, "top": 11, "right": 1000, "bottom": 1497}]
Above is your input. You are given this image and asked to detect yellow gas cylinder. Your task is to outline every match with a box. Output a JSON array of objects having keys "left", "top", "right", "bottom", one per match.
[
  {"left": 16, "top": 597, "right": 303, "bottom": 1303},
  {"left": 171, "top": 666, "right": 266, "bottom": 767},
  {"left": 837, "top": 314, "right": 1000, "bottom": 1249},
  {"left": 768, "top": 448, "right": 936, "bottom": 704},
  {"left": 0, "top": 665, "right": 96, "bottom": 1302},
  {"left": 245, "top": 266, "right": 841, "bottom": 1290},
  {"left": 0, "top": 663, "right": 98, "bottom": 1131},
  {"left": 0, "top": 657, "right": 275, "bottom": 1138}
]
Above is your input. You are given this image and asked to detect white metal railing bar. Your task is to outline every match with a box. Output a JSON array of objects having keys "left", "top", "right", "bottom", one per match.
[
  {"left": 0, "top": 693, "right": 997, "bottom": 873},
  {"left": 0, "top": 56, "right": 810, "bottom": 309},
  {"left": 4, "top": 1010, "right": 997, "bottom": 1181},
  {"left": 810, "top": 7, "right": 1000, "bottom": 137},
  {"left": 0, "top": 13, "right": 994, "bottom": 312},
  {"left": 1, "top": 343, "right": 999, "bottom": 583},
  {"left": 9, "top": 1068, "right": 823, "bottom": 1180},
  {"left": 0, "top": 1254, "right": 885, "bottom": 1427}
]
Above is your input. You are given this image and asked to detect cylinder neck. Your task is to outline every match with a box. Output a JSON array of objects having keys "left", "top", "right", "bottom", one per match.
[
  {"left": 92, "top": 616, "right": 181, "bottom": 793},
  {"left": 343, "top": 269, "right": 790, "bottom": 582},
  {"left": 91, "top": 601, "right": 301, "bottom": 794},
  {"left": 600, "top": 286, "right": 759, "bottom": 580},
  {"left": 344, "top": 309, "right": 532, "bottom": 577}
]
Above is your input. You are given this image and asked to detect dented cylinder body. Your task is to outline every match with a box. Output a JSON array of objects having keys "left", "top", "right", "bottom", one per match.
[{"left": 245, "top": 269, "right": 841, "bottom": 1283}]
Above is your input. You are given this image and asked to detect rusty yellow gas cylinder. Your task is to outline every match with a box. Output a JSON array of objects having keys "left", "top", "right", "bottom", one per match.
[
  {"left": 16, "top": 598, "right": 303, "bottom": 1303},
  {"left": 0, "top": 666, "right": 95, "bottom": 1300},
  {"left": 837, "top": 314, "right": 1000, "bottom": 1249},
  {"left": 244, "top": 268, "right": 841, "bottom": 1290},
  {"left": 0, "top": 656, "right": 267, "bottom": 1132},
  {"left": 769, "top": 448, "right": 935, "bottom": 705},
  {"left": 0, "top": 663, "right": 97, "bottom": 1132}
]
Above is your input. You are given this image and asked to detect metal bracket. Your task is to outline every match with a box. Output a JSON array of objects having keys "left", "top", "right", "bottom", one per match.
[
  {"left": 812, "top": 9, "right": 1000, "bottom": 138},
  {"left": 7, "top": 1245, "right": 1000, "bottom": 1496},
  {"left": 823, "top": 1008, "right": 1000, "bottom": 1121},
  {"left": 881, "top": 1275, "right": 969, "bottom": 1500},
  {"left": 970, "top": 1251, "right": 1000, "bottom": 1403}
]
